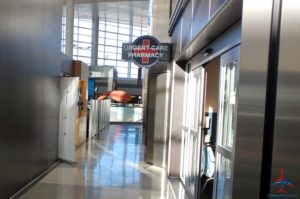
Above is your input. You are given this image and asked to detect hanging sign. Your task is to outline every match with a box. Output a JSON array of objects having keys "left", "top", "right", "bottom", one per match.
[{"left": 122, "top": 35, "right": 172, "bottom": 67}]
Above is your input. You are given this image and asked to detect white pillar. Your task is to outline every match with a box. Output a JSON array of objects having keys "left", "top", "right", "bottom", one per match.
[{"left": 65, "top": 0, "right": 74, "bottom": 57}]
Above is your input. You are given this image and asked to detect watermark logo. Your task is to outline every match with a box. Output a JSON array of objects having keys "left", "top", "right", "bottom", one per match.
[{"left": 269, "top": 168, "right": 297, "bottom": 198}]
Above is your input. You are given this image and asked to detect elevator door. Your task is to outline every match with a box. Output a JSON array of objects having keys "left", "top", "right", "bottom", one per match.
[
  {"left": 214, "top": 47, "right": 240, "bottom": 199},
  {"left": 181, "top": 66, "right": 205, "bottom": 198}
]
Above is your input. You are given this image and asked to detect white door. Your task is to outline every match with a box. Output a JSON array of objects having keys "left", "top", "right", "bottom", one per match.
[
  {"left": 214, "top": 47, "right": 240, "bottom": 199},
  {"left": 181, "top": 66, "right": 206, "bottom": 198},
  {"left": 59, "top": 77, "right": 79, "bottom": 163}
]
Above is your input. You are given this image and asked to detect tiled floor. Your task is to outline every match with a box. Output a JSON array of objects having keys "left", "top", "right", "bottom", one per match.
[{"left": 20, "top": 124, "right": 188, "bottom": 199}]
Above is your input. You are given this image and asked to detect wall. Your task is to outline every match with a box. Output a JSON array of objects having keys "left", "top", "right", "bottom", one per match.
[
  {"left": 167, "top": 63, "right": 185, "bottom": 176},
  {"left": 0, "top": 0, "right": 62, "bottom": 198},
  {"left": 204, "top": 58, "right": 220, "bottom": 112},
  {"left": 144, "top": 0, "right": 171, "bottom": 168},
  {"left": 170, "top": 0, "right": 230, "bottom": 59}
]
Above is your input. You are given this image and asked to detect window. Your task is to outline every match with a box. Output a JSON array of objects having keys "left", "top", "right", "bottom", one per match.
[
  {"left": 73, "top": 17, "right": 93, "bottom": 65},
  {"left": 97, "top": 19, "right": 147, "bottom": 78},
  {"left": 61, "top": 13, "right": 148, "bottom": 78}
]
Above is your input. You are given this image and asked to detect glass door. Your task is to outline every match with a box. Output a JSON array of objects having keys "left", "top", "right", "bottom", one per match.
[
  {"left": 214, "top": 47, "right": 240, "bottom": 199},
  {"left": 181, "top": 65, "right": 205, "bottom": 198}
]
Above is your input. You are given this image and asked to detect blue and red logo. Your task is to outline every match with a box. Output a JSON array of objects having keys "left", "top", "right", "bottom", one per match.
[
  {"left": 269, "top": 168, "right": 297, "bottom": 198},
  {"left": 122, "top": 35, "right": 171, "bottom": 67}
]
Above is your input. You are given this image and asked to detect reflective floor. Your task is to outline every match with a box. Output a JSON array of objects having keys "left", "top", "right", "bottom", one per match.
[{"left": 20, "top": 124, "right": 188, "bottom": 199}]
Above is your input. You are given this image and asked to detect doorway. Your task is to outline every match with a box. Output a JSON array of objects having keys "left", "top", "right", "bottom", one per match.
[
  {"left": 180, "top": 46, "right": 240, "bottom": 199},
  {"left": 213, "top": 47, "right": 240, "bottom": 199},
  {"left": 181, "top": 65, "right": 206, "bottom": 198}
]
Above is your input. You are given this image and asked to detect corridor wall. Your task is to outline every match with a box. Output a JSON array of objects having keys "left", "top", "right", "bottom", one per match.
[{"left": 0, "top": 0, "right": 62, "bottom": 198}]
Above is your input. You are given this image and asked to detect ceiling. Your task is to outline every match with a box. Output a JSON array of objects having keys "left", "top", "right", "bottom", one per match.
[{"left": 72, "top": 0, "right": 150, "bottom": 27}]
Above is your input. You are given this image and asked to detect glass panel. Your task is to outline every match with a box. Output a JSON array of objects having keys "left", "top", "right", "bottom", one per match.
[
  {"left": 118, "top": 34, "right": 130, "bottom": 41},
  {"left": 133, "top": 29, "right": 141, "bottom": 36},
  {"left": 78, "top": 35, "right": 91, "bottom": 43},
  {"left": 105, "top": 39, "right": 117, "bottom": 46},
  {"left": 219, "top": 62, "right": 238, "bottom": 150},
  {"left": 117, "top": 53, "right": 122, "bottom": 60},
  {"left": 74, "top": 18, "right": 79, "bottom": 26},
  {"left": 76, "top": 42, "right": 91, "bottom": 49},
  {"left": 106, "top": 32, "right": 117, "bottom": 40},
  {"left": 131, "top": 63, "right": 139, "bottom": 69},
  {"left": 98, "top": 31, "right": 105, "bottom": 38},
  {"left": 131, "top": 74, "right": 138, "bottom": 79},
  {"left": 78, "top": 28, "right": 92, "bottom": 36},
  {"left": 99, "top": 38, "right": 105, "bottom": 45},
  {"left": 78, "top": 19, "right": 92, "bottom": 29},
  {"left": 142, "top": 27, "right": 148, "bottom": 33},
  {"left": 78, "top": 49, "right": 91, "bottom": 57},
  {"left": 98, "top": 45, "right": 104, "bottom": 52},
  {"left": 104, "top": 52, "right": 116, "bottom": 60},
  {"left": 117, "top": 67, "right": 128, "bottom": 74},
  {"left": 117, "top": 61, "right": 128, "bottom": 67},
  {"left": 119, "top": 23, "right": 130, "bottom": 29},
  {"left": 73, "top": 48, "right": 78, "bottom": 56},
  {"left": 119, "top": 28, "right": 130, "bottom": 35},
  {"left": 77, "top": 56, "right": 91, "bottom": 65},
  {"left": 74, "top": 27, "right": 79, "bottom": 34},
  {"left": 192, "top": 75, "right": 199, "bottom": 130},
  {"left": 98, "top": 59, "right": 104, "bottom": 66},
  {"left": 98, "top": 51, "right": 104, "bottom": 59},
  {"left": 106, "top": 21, "right": 118, "bottom": 27},
  {"left": 216, "top": 154, "right": 232, "bottom": 199},
  {"left": 131, "top": 68, "right": 139, "bottom": 75},
  {"left": 118, "top": 41, "right": 125, "bottom": 47},
  {"left": 104, "top": 59, "right": 116, "bottom": 66},
  {"left": 105, "top": 46, "right": 117, "bottom": 53},
  {"left": 118, "top": 73, "right": 127, "bottom": 78},
  {"left": 106, "top": 24, "right": 118, "bottom": 32},
  {"left": 132, "top": 36, "right": 138, "bottom": 41},
  {"left": 186, "top": 70, "right": 199, "bottom": 131},
  {"left": 182, "top": 67, "right": 189, "bottom": 126},
  {"left": 99, "top": 22, "right": 105, "bottom": 31}
]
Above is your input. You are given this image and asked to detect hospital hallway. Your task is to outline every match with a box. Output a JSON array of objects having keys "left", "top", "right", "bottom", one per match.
[{"left": 19, "top": 124, "right": 188, "bottom": 199}]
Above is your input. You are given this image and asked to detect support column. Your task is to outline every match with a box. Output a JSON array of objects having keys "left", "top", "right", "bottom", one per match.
[
  {"left": 91, "top": 17, "right": 99, "bottom": 67},
  {"left": 65, "top": 0, "right": 74, "bottom": 57}
]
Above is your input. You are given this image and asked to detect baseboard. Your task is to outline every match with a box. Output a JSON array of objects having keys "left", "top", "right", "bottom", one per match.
[{"left": 9, "top": 161, "right": 61, "bottom": 199}]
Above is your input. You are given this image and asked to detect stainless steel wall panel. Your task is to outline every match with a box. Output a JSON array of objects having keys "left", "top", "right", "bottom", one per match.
[
  {"left": 270, "top": 1, "right": 300, "bottom": 197},
  {"left": 167, "top": 63, "right": 186, "bottom": 177},
  {"left": 192, "top": 0, "right": 210, "bottom": 39},
  {"left": 210, "top": 0, "right": 227, "bottom": 18},
  {"left": 190, "top": 22, "right": 241, "bottom": 70},
  {"left": 174, "top": 0, "right": 242, "bottom": 62},
  {"left": 232, "top": 1, "right": 273, "bottom": 199},
  {"left": 181, "top": 0, "right": 193, "bottom": 49},
  {"left": 142, "top": 68, "right": 149, "bottom": 144},
  {"left": 145, "top": 71, "right": 170, "bottom": 168},
  {"left": 145, "top": 0, "right": 171, "bottom": 169},
  {"left": 151, "top": 0, "right": 170, "bottom": 43},
  {"left": 0, "top": 0, "right": 62, "bottom": 198},
  {"left": 170, "top": 18, "right": 182, "bottom": 60}
]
